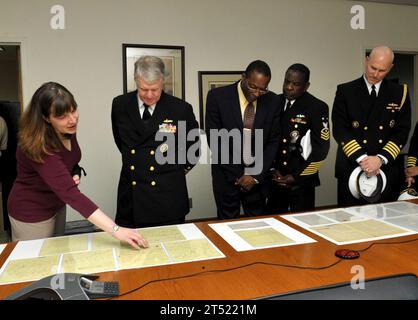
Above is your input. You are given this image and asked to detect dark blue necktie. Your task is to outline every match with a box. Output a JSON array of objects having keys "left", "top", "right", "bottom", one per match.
[
  {"left": 370, "top": 85, "right": 377, "bottom": 100},
  {"left": 142, "top": 104, "right": 152, "bottom": 120}
]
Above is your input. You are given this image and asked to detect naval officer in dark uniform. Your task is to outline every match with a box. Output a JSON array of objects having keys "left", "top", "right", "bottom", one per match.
[
  {"left": 404, "top": 122, "right": 418, "bottom": 189},
  {"left": 111, "top": 56, "right": 199, "bottom": 228},
  {"left": 332, "top": 46, "right": 411, "bottom": 206},
  {"left": 266, "top": 64, "right": 330, "bottom": 214}
]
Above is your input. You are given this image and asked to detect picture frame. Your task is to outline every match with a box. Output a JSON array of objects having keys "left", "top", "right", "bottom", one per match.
[
  {"left": 122, "top": 44, "right": 185, "bottom": 99},
  {"left": 198, "top": 71, "right": 243, "bottom": 130}
]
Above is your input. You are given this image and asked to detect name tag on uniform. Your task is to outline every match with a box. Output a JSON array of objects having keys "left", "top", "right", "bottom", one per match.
[{"left": 386, "top": 103, "right": 399, "bottom": 111}]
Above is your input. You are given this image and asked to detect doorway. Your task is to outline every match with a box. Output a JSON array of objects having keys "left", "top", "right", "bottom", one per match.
[{"left": 0, "top": 43, "right": 22, "bottom": 236}]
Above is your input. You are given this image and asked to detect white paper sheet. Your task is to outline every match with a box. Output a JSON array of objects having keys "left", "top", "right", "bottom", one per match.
[
  {"left": 0, "top": 223, "right": 225, "bottom": 286},
  {"left": 286, "top": 208, "right": 366, "bottom": 229},
  {"left": 209, "top": 217, "right": 316, "bottom": 252},
  {"left": 345, "top": 201, "right": 418, "bottom": 231},
  {"left": 283, "top": 204, "right": 418, "bottom": 245},
  {"left": 384, "top": 214, "right": 418, "bottom": 232}
]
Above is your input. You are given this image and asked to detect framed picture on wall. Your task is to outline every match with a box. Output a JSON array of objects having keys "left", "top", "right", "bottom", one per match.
[
  {"left": 198, "top": 71, "right": 243, "bottom": 130},
  {"left": 122, "top": 44, "right": 185, "bottom": 99}
]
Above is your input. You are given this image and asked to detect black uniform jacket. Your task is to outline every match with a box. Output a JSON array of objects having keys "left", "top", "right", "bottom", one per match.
[
  {"left": 111, "top": 91, "right": 199, "bottom": 226},
  {"left": 205, "top": 82, "right": 281, "bottom": 185},
  {"left": 407, "top": 122, "right": 418, "bottom": 169},
  {"left": 332, "top": 77, "right": 411, "bottom": 182},
  {"left": 274, "top": 92, "right": 330, "bottom": 187}
]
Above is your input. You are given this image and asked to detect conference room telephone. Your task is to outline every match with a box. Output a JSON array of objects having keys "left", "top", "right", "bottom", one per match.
[
  {"left": 80, "top": 276, "right": 120, "bottom": 299},
  {"left": 4, "top": 273, "right": 120, "bottom": 300}
]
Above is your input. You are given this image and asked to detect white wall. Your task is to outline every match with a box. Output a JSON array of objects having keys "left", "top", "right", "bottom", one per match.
[{"left": 0, "top": 0, "right": 417, "bottom": 221}]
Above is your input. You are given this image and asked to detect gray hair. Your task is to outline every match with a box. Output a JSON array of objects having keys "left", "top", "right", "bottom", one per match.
[{"left": 134, "top": 55, "right": 168, "bottom": 82}]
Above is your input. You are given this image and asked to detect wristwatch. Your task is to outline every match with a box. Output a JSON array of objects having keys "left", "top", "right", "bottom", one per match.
[{"left": 112, "top": 224, "right": 120, "bottom": 234}]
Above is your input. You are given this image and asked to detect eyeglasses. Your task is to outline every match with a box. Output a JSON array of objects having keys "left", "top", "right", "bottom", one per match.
[{"left": 245, "top": 80, "right": 269, "bottom": 95}]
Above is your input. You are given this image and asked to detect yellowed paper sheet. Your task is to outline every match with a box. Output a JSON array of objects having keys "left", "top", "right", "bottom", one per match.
[
  {"left": 92, "top": 232, "right": 121, "bottom": 250},
  {"left": 62, "top": 249, "right": 115, "bottom": 274},
  {"left": 117, "top": 244, "right": 170, "bottom": 269},
  {"left": 235, "top": 227, "right": 295, "bottom": 247},
  {"left": 164, "top": 238, "right": 222, "bottom": 262},
  {"left": 138, "top": 225, "right": 186, "bottom": 244},
  {"left": 0, "top": 255, "right": 60, "bottom": 284},
  {"left": 312, "top": 219, "right": 407, "bottom": 243},
  {"left": 40, "top": 235, "right": 88, "bottom": 256}
]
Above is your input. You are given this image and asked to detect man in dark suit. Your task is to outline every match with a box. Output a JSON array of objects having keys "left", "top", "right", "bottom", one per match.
[
  {"left": 266, "top": 64, "right": 330, "bottom": 214},
  {"left": 205, "top": 60, "right": 281, "bottom": 219},
  {"left": 111, "top": 56, "right": 199, "bottom": 228},
  {"left": 332, "top": 46, "right": 411, "bottom": 206}
]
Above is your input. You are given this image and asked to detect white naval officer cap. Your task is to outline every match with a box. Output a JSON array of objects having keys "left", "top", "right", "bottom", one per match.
[
  {"left": 398, "top": 188, "right": 418, "bottom": 201},
  {"left": 348, "top": 166, "right": 387, "bottom": 203}
]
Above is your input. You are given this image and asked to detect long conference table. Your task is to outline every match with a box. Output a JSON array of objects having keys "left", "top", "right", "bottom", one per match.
[{"left": 0, "top": 201, "right": 418, "bottom": 300}]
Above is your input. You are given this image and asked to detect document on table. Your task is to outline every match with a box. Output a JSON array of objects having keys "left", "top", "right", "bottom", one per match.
[
  {"left": 92, "top": 232, "right": 121, "bottom": 250},
  {"left": 138, "top": 225, "right": 186, "bottom": 244},
  {"left": 345, "top": 201, "right": 418, "bottom": 232},
  {"left": 40, "top": 234, "right": 89, "bottom": 256},
  {"left": 116, "top": 226, "right": 224, "bottom": 270},
  {"left": 0, "top": 244, "right": 5, "bottom": 256},
  {"left": 0, "top": 255, "right": 60, "bottom": 285},
  {"left": 118, "top": 244, "right": 170, "bottom": 269},
  {"left": 0, "top": 223, "right": 225, "bottom": 285},
  {"left": 61, "top": 249, "right": 116, "bottom": 274},
  {"left": 311, "top": 219, "right": 409, "bottom": 244},
  {"left": 283, "top": 204, "right": 418, "bottom": 245},
  {"left": 235, "top": 227, "right": 295, "bottom": 247},
  {"left": 164, "top": 238, "right": 222, "bottom": 262},
  {"left": 209, "top": 217, "right": 316, "bottom": 252}
]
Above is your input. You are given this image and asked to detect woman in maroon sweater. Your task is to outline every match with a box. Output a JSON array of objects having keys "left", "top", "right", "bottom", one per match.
[{"left": 7, "top": 82, "right": 148, "bottom": 249}]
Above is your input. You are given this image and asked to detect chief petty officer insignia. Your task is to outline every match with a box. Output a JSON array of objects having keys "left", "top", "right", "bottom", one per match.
[{"left": 321, "top": 117, "right": 330, "bottom": 141}]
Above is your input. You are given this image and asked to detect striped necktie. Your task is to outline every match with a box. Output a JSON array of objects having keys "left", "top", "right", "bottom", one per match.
[
  {"left": 243, "top": 101, "right": 255, "bottom": 129},
  {"left": 243, "top": 102, "right": 255, "bottom": 165}
]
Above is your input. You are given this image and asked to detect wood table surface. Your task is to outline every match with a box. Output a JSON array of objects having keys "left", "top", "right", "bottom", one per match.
[{"left": 1, "top": 202, "right": 418, "bottom": 300}]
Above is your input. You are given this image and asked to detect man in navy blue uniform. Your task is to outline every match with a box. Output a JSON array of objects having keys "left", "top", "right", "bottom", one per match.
[
  {"left": 112, "top": 56, "right": 199, "bottom": 227},
  {"left": 332, "top": 46, "right": 411, "bottom": 206},
  {"left": 266, "top": 64, "right": 330, "bottom": 214}
]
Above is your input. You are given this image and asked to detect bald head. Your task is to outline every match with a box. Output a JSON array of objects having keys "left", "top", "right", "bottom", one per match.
[
  {"left": 365, "top": 46, "right": 394, "bottom": 84},
  {"left": 369, "top": 46, "right": 394, "bottom": 64}
]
